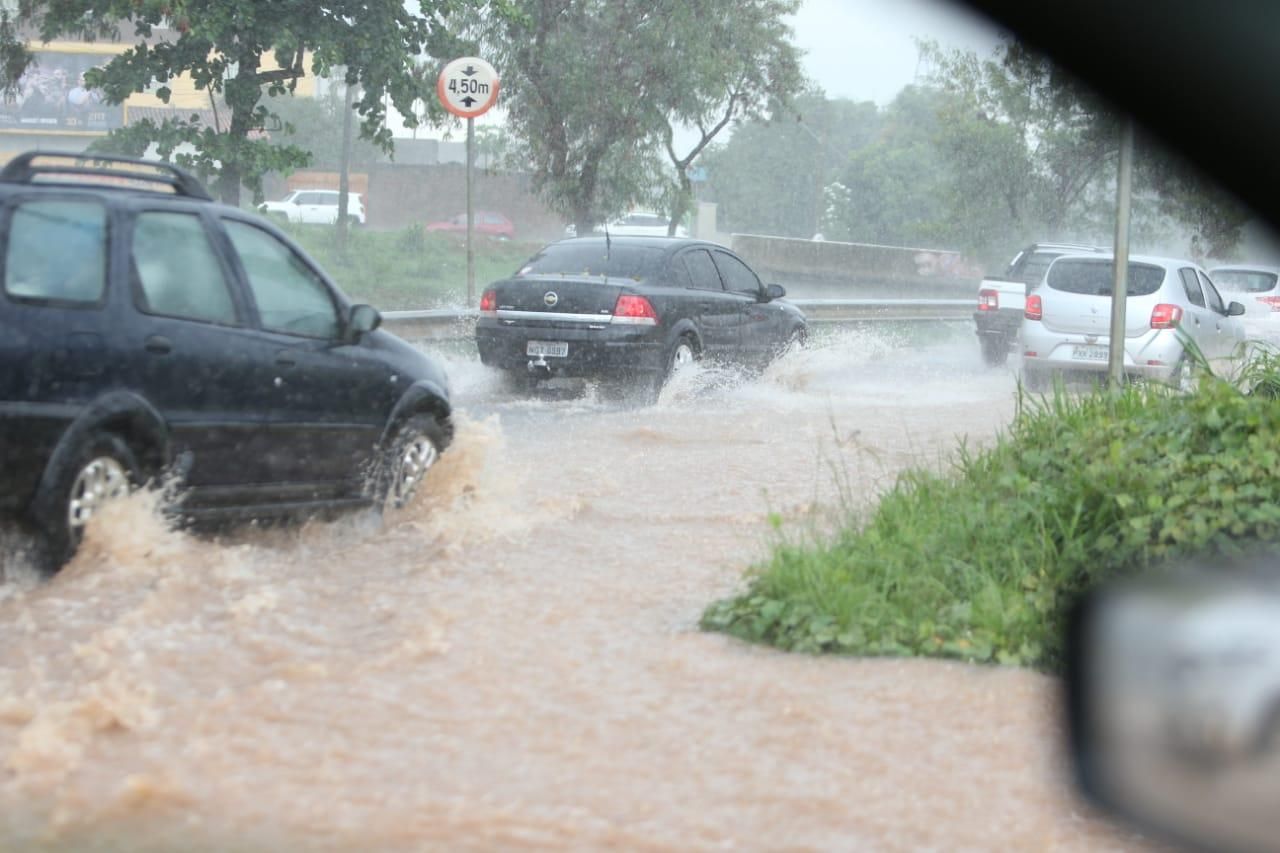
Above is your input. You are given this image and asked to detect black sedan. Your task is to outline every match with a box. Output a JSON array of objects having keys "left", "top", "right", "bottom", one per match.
[{"left": 475, "top": 236, "right": 807, "bottom": 397}]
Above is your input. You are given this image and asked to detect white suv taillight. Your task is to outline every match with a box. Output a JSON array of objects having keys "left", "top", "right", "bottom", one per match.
[{"left": 1150, "top": 303, "right": 1183, "bottom": 329}]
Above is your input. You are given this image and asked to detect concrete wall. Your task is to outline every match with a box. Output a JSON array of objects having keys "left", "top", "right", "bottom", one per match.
[
  {"left": 730, "top": 233, "right": 982, "bottom": 299},
  {"left": 363, "top": 163, "right": 566, "bottom": 241}
]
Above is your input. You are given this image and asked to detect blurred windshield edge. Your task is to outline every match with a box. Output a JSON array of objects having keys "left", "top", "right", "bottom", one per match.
[{"left": 958, "top": 0, "right": 1280, "bottom": 235}]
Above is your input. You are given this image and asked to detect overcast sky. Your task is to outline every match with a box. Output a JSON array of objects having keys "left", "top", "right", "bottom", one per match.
[
  {"left": 790, "top": 0, "right": 1004, "bottom": 104},
  {"left": 424, "top": 0, "right": 1006, "bottom": 145}
]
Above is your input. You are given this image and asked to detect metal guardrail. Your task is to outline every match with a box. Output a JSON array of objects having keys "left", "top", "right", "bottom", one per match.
[{"left": 380, "top": 298, "right": 975, "bottom": 341}]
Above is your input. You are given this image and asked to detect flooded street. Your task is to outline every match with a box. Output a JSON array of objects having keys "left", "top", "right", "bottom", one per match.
[{"left": 0, "top": 327, "right": 1144, "bottom": 850}]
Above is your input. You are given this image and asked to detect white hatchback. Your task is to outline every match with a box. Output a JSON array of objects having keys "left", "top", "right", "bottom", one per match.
[
  {"left": 1020, "top": 253, "right": 1247, "bottom": 389},
  {"left": 1210, "top": 265, "right": 1280, "bottom": 345},
  {"left": 258, "top": 189, "right": 366, "bottom": 226}
]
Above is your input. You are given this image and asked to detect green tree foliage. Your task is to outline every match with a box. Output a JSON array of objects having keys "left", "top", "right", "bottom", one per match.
[
  {"left": 478, "top": 0, "right": 805, "bottom": 235},
  {"left": 0, "top": 0, "right": 473, "bottom": 204},
  {"left": 918, "top": 38, "right": 1250, "bottom": 259},
  {"left": 658, "top": 0, "right": 804, "bottom": 235},
  {"left": 701, "top": 92, "right": 881, "bottom": 238},
  {"left": 822, "top": 86, "right": 956, "bottom": 247}
]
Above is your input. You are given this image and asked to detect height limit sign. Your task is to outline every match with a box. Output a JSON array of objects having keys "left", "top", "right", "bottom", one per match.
[{"left": 436, "top": 57, "right": 500, "bottom": 118}]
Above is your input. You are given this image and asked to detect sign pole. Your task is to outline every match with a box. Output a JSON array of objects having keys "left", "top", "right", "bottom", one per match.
[
  {"left": 1107, "top": 119, "right": 1135, "bottom": 388},
  {"left": 466, "top": 116, "right": 475, "bottom": 306},
  {"left": 436, "top": 56, "right": 500, "bottom": 309}
]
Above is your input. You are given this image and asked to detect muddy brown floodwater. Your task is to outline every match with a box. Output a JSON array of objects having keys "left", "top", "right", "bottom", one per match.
[{"left": 0, "top": 329, "right": 1153, "bottom": 850}]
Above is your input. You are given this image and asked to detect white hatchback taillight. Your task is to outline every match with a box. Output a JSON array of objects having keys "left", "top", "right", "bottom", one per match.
[
  {"left": 1150, "top": 303, "right": 1183, "bottom": 329},
  {"left": 1025, "top": 294, "right": 1043, "bottom": 321}
]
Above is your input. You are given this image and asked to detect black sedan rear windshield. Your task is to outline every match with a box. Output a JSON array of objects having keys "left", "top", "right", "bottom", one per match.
[
  {"left": 1211, "top": 269, "right": 1279, "bottom": 293},
  {"left": 1046, "top": 259, "right": 1165, "bottom": 296},
  {"left": 516, "top": 243, "right": 665, "bottom": 280}
]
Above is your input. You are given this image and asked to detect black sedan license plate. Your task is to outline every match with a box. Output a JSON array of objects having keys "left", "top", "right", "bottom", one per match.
[{"left": 527, "top": 340, "right": 569, "bottom": 358}]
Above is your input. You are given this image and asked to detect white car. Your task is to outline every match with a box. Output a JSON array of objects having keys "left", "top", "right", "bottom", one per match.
[
  {"left": 1210, "top": 264, "right": 1280, "bottom": 345},
  {"left": 1020, "top": 253, "right": 1247, "bottom": 389},
  {"left": 565, "top": 211, "right": 689, "bottom": 238},
  {"left": 258, "top": 189, "right": 366, "bottom": 226}
]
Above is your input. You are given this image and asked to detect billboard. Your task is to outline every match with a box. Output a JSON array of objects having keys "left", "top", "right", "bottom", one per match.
[{"left": 0, "top": 51, "right": 124, "bottom": 133}]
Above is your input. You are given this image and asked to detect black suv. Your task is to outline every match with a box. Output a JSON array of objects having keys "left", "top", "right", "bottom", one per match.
[{"left": 0, "top": 152, "right": 452, "bottom": 568}]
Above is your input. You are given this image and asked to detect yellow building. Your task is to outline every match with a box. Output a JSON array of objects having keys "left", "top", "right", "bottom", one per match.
[{"left": 0, "top": 35, "right": 316, "bottom": 161}]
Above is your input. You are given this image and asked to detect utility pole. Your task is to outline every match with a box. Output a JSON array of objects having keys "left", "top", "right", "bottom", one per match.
[{"left": 1107, "top": 120, "right": 1135, "bottom": 388}]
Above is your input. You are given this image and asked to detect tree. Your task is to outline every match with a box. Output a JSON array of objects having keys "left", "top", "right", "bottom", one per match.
[
  {"left": 0, "top": 0, "right": 473, "bottom": 205},
  {"left": 477, "top": 0, "right": 803, "bottom": 235},
  {"left": 701, "top": 93, "right": 881, "bottom": 238},
  {"left": 658, "top": 0, "right": 804, "bottom": 235},
  {"left": 822, "top": 87, "right": 956, "bottom": 247},
  {"left": 920, "top": 38, "right": 1250, "bottom": 258},
  {"left": 268, "top": 82, "right": 384, "bottom": 172}
]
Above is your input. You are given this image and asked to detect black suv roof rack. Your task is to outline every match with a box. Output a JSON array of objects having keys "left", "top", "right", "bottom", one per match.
[{"left": 0, "top": 150, "right": 213, "bottom": 201}]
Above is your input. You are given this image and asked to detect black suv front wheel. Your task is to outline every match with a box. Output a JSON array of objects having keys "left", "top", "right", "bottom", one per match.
[
  {"left": 40, "top": 431, "right": 140, "bottom": 570},
  {"left": 375, "top": 414, "right": 448, "bottom": 513}
]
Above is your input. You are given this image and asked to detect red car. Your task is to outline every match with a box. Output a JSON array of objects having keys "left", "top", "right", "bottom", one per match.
[{"left": 425, "top": 211, "right": 515, "bottom": 240}]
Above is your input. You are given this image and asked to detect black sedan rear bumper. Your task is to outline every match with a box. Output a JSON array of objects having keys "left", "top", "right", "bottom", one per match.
[{"left": 476, "top": 320, "right": 667, "bottom": 378}]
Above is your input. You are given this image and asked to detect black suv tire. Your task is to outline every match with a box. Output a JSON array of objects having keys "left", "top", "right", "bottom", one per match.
[
  {"left": 39, "top": 430, "right": 140, "bottom": 570},
  {"left": 373, "top": 414, "right": 448, "bottom": 513}
]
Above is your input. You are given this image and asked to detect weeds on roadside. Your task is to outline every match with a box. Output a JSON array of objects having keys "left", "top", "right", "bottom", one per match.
[
  {"left": 279, "top": 223, "right": 535, "bottom": 309},
  {"left": 703, "top": 346, "right": 1280, "bottom": 670}
]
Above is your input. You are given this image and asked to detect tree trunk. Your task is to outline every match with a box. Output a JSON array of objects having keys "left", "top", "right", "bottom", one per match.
[
  {"left": 570, "top": 145, "right": 609, "bottom": 237},
  {"left": 216, "top": 155, "right": 242, "bottom": 207},
  {"left": 668, "top": 173, "right": 693, "bottom": 236},
  {"left": 337, "top": 80, "right": 355, "bottom": 252},
  {"left": 217, "top": 53, "right": 262, "bottom": 207}
]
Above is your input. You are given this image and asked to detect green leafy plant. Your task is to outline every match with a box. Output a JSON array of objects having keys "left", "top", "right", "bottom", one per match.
[{"left": 704, "top": 354, "right": 1280, "bottom": 670}]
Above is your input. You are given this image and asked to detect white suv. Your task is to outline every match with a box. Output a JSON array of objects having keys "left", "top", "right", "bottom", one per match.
[{"left": 259, "top": 189, "right": 365, "bottom": 226}]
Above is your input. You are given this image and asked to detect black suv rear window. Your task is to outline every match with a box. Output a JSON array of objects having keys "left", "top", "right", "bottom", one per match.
[
  {"left": 1046, "top": 259, "right": 1165, "bottom": 296},
  {"left": 516, "top": 243, "right": 664, "bottom": 280},
  {"left": 4, "top": 199, "right": 106, "bottom": 302}
]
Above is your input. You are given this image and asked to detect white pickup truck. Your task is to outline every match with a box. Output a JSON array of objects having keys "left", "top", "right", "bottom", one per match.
[{"left": 974, "top": 241, "right": 1108, "bottom": 366}]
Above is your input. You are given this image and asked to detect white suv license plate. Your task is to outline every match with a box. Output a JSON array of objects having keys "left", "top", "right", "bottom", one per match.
[
  {"left": 1072, "top": 345, "right": 1108, "bottom": 361},
  {"left": 527, "top": 341, "right": 569, "bottom": 358}
]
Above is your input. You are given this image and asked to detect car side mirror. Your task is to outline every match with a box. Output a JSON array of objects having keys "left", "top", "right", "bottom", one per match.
[
  {"left": 765, "top": 283, "right": 786, "bottom": 301},
  {"left": 1228, "top": 301, "right": 1247, "bottom": 316},
  {"left": 1066, "top": 561, "right": 1280, "bottom": 853},
  {"left": 347, "top": 303, "right": 381, "bottom": 341}
]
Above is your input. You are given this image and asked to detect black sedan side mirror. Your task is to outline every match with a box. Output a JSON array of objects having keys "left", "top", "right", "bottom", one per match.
[
  {"left": 765, "top": 283, "right": 786, "bottom": 301},
  {"left": 347, "top": 303, "right": 382, "bottom": 341},
  {"left": 1228, "top": 301, "right": 1247, "bottom": 316},
  {"left": 1066, "top": 560, "right": 1280, "bottom": 853}
]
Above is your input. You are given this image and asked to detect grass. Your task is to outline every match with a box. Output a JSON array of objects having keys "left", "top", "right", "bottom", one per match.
[
  {"left": 702, "top": 347, "right": 1280, "bottom": 671},
  {"left": 277, "top": 221, "right": 540, "bottom": 310}
]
